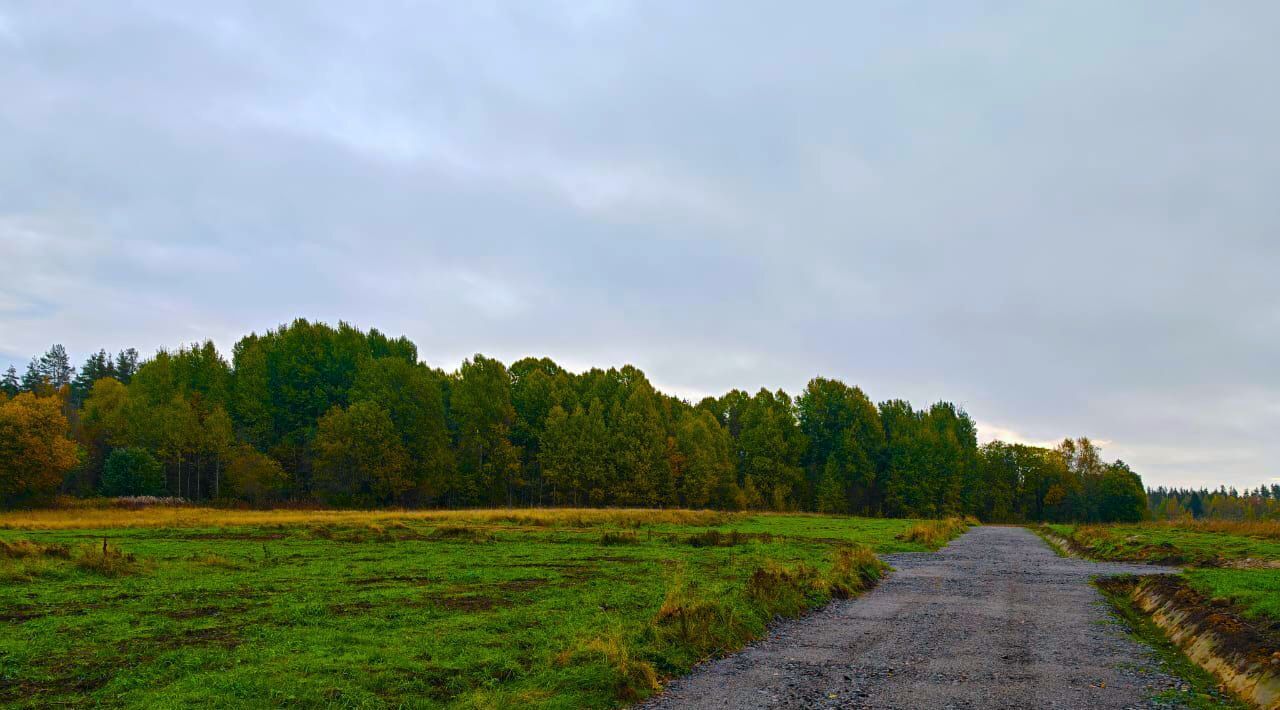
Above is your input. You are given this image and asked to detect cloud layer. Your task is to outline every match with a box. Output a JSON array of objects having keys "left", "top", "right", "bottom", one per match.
[{"left": 2, "top": 2, "right": 1278, "bottom": 489}]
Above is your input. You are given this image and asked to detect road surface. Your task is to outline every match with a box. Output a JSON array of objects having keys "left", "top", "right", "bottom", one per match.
[{"left": 644, "top": 526, "right": 1192, "bottom": 709}]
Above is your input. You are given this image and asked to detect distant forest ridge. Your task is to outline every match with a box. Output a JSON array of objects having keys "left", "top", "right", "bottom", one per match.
[
  {"left": 4, "top": 318, "right": 1150, "bottom": 521},
  {"left": 1147, "top": 485, "right": 1280, "bottom": 521}
]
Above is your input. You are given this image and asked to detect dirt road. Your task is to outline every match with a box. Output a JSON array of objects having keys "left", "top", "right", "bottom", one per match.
[{"left": 644, "top": 526, "right": 1192, "bottom": 709}]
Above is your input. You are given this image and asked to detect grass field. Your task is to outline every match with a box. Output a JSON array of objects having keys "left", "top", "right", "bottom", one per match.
[
  {"left": 1046, "top": 521, "right": 1280, "bottom": 626},
  {"left": 0, "top": 508, "right": 964, "bottom": 708}
]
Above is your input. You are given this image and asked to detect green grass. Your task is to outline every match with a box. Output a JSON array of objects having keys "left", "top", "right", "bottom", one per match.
[
  {"left": 1045, "top": 522, "right": 1280, "bottom": 566},
  {"left": 0, "top": 509, "right": 951, "bottom": 708},
  {"left": 1050, "top": 521, "right": 1280, "bottom": 640},
  {"left": 1182, "top": 568, "right": 1280, "bottom": 628}
]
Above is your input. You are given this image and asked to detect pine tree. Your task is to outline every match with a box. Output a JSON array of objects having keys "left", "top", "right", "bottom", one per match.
[
  {"left": 39, "top": 344, "right": 75, "bottom": 389},
  {"left": 21, "top": 358, "right": 47, "bottom": 394},
  {"left": 114, "top": 348, "right": 140, "bottom": 383},
  {"left": 1, "top": 365, "right": 18, "bottom": 397},
  {"left": 72, "top": 349, "right": 117, "bottom": 404}
]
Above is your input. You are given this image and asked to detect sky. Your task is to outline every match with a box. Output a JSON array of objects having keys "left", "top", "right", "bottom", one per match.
[{"left": 1, "top": 2, "right": 1277, "bottom": 491}]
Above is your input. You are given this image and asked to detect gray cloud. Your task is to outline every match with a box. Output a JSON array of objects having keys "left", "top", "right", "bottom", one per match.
[{"left": 2, "top": 1, "right": 1278, "bottom": 489}]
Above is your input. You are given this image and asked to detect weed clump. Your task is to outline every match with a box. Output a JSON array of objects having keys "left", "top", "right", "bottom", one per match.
[
  {"left": 0, "top": 539, "right": 71, "bottom": 559},
  {"left": 653, "top": 575, "right": 749, "bottom": 657},
  {"left": 684, "top": 530, "right": 771, "bottom": 547},
  {"left": 825, "top": 545, "right": 886, "bottom": 598},
  {"left": 600, "top": 531, "right": 640, "bottom": 546},
  {"left": 429, "top": 526, "right": 495, "bottom": 543},
  {"left": 747, "top": 545, "right": 885, "bottom": 615},
  {"left": 307, "top": 524, "right": 335, "bottom": 540},
  {"left": 895, "top": 517, "right": 972, "bottom": 548},
  {"left": 75, "top": 542, "right": 141, "bottom": 577},
  {"left": 556, "top": 632, "right": 661, "bottom": 701}
]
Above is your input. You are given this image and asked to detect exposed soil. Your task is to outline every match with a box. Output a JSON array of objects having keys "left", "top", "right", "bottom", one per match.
[{"left": 644, "top": 526, "right": 1195, "bottom": 709}]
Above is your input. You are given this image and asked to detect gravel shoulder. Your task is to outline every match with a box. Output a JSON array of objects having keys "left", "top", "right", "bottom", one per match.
[{"left": 643, "top": 526, "right": 1192, "bottom": 709}]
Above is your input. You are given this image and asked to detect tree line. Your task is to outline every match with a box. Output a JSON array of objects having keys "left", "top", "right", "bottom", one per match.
[
  {"left": 1147, "top": 485, "right": 1280, "bottom": 521},
  {"left": 2, "top": 319, "right": 1146, "bottom": 520}
]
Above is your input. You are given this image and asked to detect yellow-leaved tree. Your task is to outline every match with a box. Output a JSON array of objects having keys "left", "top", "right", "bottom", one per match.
[{"left": 0, "top": 392, "right": 81, "bottom": 506}]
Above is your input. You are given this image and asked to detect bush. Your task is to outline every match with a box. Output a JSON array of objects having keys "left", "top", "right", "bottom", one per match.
[
  {"left": 225, "top": 445, "right": 288, "bottom": 504},
  {"left": 100, "top": 448, "right": 166, "bottom": 497}
]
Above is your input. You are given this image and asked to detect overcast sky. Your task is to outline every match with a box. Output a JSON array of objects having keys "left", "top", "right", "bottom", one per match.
[{"left": 2, "top": 2, "right": 1277, "bottom": 490}]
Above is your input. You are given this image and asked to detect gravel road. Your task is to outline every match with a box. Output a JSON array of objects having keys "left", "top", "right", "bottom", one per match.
[{"left": 643, "top": 526, "right": 1194, "bottom": 709}]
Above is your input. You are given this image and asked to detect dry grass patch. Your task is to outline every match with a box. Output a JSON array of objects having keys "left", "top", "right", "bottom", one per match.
[
  {"left": 74, "top": 543, "right": 142, "bottom": 577},
  {"left": 684, "top": 529, "right": 774, "bottom": 548},
  {"left": 0, "top": 506, "right": 738, "bottom": 531},
  {"left": 600, "top": 531, "right": 640, "bottom": 546},
  {"left": 1170, "top": 519, "right": 1280, "bottom": 541},
  {"left": 895, "top": 517, "right": 973, "bottom": 548},
  {"left": 557, "top": 631, "right": 661, "bottom": 702},
  {"left": 428, "top": 525, "right": 496, "bottom": 543},
  {"left": 1, "top": 539, "right": 71, "bottom": 559}
]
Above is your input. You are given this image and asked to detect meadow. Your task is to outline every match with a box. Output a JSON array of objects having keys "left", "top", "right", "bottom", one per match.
[
  {"left": 1045, "top": 520, "right": 1280, "bottom": 625},
  {"left": 0, "top": 507, "right": 964, "bottom": 708}
]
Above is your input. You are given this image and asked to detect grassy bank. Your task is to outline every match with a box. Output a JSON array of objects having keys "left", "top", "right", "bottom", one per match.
[
  {"left": 1094, "top": 577, "right": 1248, "bottom": 710},
  {"left": 0, "top": 508, "right": 967, "bottom": 708},
  {"left": 1045, "top": 521, "right": 1280, "bottom": 627},
  {"left": 1044, "top": 521, "right": 1280, "bottom": 566}
]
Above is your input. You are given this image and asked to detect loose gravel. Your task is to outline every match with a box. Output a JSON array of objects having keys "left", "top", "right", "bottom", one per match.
[{"left": 643, "top": 526, "right": 1197, "bottom": 709}]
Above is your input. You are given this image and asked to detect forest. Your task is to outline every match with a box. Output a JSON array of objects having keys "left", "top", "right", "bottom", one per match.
[
  {"left": 2, "top": 318, "right": 1147, "bottom": 521},
  {"left": 1146, "top": 485, "right": 1280, "bottom": 521}
]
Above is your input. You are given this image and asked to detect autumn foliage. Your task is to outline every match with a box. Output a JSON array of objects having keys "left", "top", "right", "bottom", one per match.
[{"left": 0, "top": 393, "right": 80, "bottom": 505}]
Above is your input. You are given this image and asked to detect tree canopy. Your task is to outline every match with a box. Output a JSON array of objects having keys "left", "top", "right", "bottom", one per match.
[{"left": 0, "top": 323, "right": 1170, "bottom": 521}]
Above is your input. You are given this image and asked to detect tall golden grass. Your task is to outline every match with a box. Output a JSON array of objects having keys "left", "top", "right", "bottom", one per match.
[
  {"left": 894, "top": 517, "right": 974, "bottom": 547},
  {"left": 1163, "top": 519, "right": 1280, "bottom": 540},
  {"left": 0, "top": 506, "right": 739, "bottom": 531}
]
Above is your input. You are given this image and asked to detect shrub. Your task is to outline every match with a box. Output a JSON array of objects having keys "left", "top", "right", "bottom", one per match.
[
  {"left": 224, "top": 445, "right": 288, "bottom": 504},
  {"left": 100, "top": 448, "right": 166, "bottom": 497}
]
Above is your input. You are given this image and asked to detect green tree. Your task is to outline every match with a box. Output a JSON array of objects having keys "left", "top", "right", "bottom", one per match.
[
  {"left": 21, "top": 358, "right": 49, "bottom": 395},
  {"left": 350, "top": 357, "right": 454, "bottom": 503},
  {"left": 114, "top": 349, "right": 140, "bottom": 383},
  {"left": 609, "top": 372, "right": 671, "bottom": 506},
  {"left": 100, "top": 447, "right": 166, "bottom": 496},
  {"left": 1095, "top": 461, "right": 1147, "bottom": 522},
  {"left": 540, "top": 400, "right": 612, "bottom": 505},
  {"left": 225, "top": 444, "right": 288, "bottom": 505},
  {"left": 38, "top": 344, "right": 75, "bottom": 390},
  {"left": 510, "top": 357, "right": 575, "bottom": 505},
  {"left": 735, "top": 389, "right": 806, "bottom": 510},
  {"left": 797, "top": 378, "right": 885, "bottom": 513},
  {"left": 450, "top": 354, "right": 521, "bottom": 505},
  {"left": 2, "top": 365, "right": 21, "bottom": 397},
  {"left": 674, "top": 409, "right": 734, "bottom": 508},
  {"left": 230, "top": 320, "right": 404, "bottom": 467},
  {"left": 71, "top": 350, "right": 117, "bottom": 405},
  {"left": 312, "top": 401, "right": 411, "bottom": 506}
]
